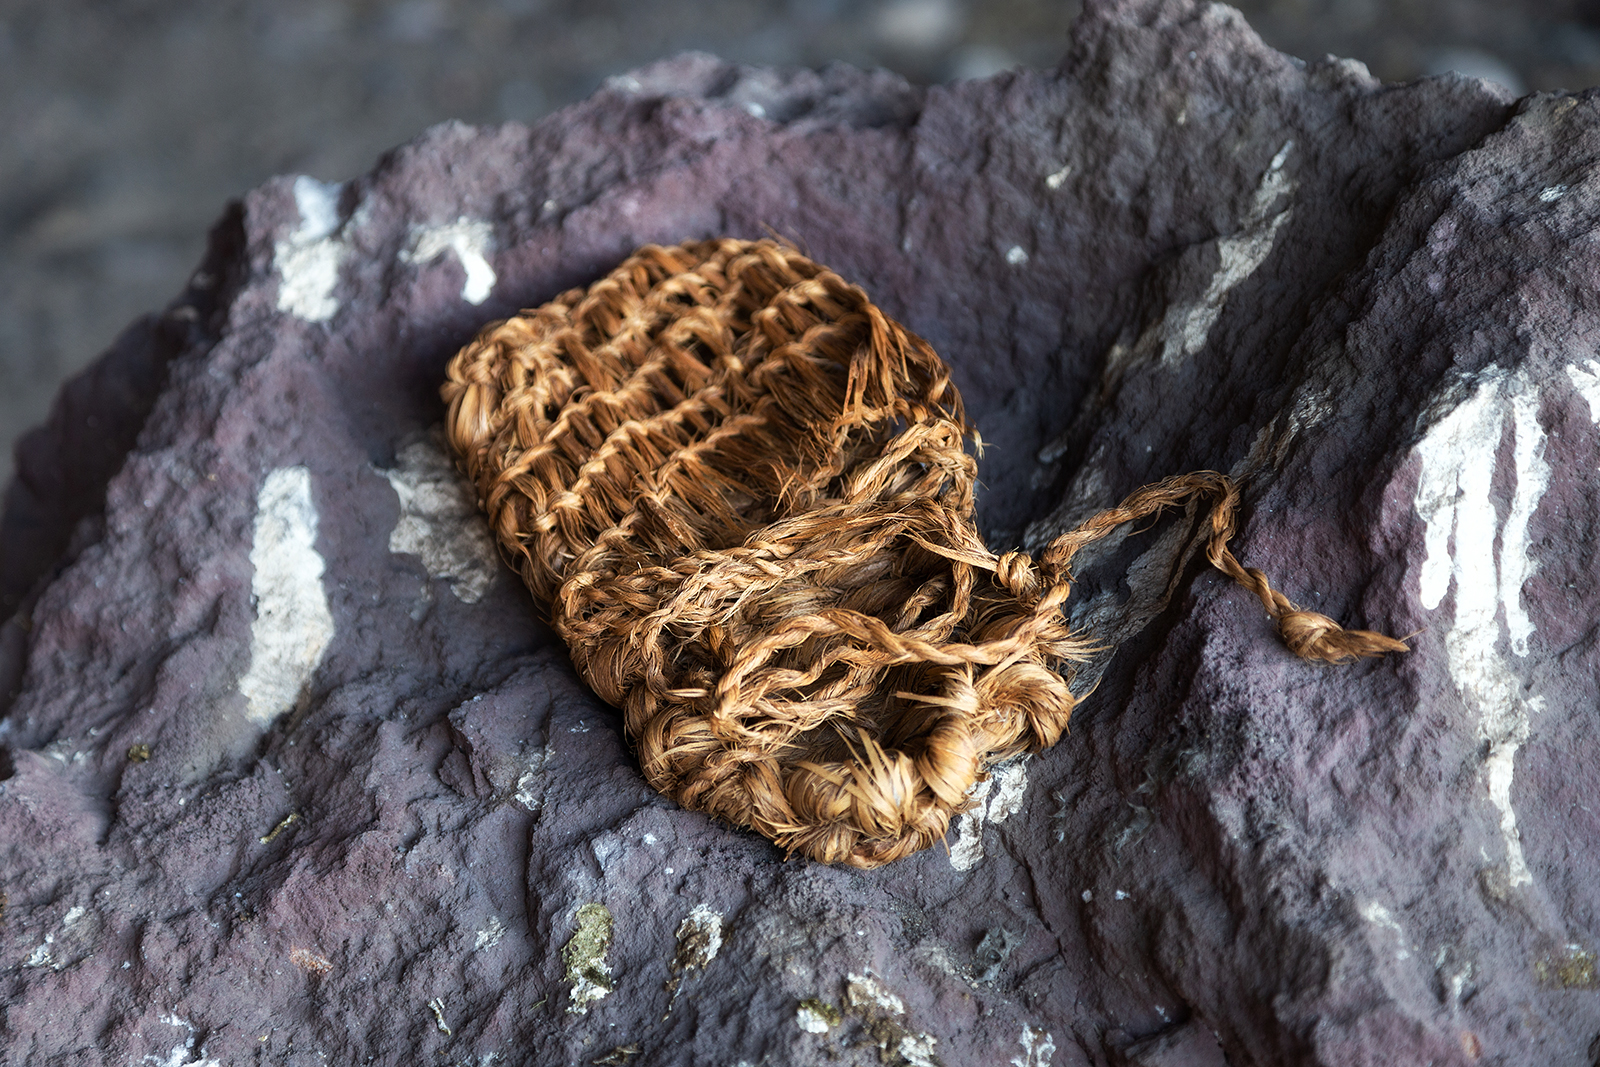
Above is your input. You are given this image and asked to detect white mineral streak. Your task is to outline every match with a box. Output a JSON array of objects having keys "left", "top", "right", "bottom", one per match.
[
  {"left": 22, "top": 935, "right": 53, "bottom": 968},
  {"left": 239, "top": 467, "right": 335, "bottom": 725},
  {"left": 383, "top": 437, "right": 500, "bottom": 603},
  {"left": 274, "top": 176, "right": 347, "bottom": 322},
  {"left": 1358, "top": 900, "right": 1411, "bottom": 961},
  {"left": 1566, "top": 358, "right": 1600, "bottom": 419},
  {"left": 143, "top": 1041, "right": 219, "bottom": 1067},
  {"left": 514, "top": 744, "right": 553, "bottom": 811},
  {"left": 948, "top": 758, "right": 1029, "bottom": 870},
  {"left": 846, "top": 972, "right": 906, "bottom": 1015},
  {"left": 1413, "top": 367, "right": 1550, "bottom": 887},
  {"left": 1501, "top": 385, "right": 1548, "bottom": 656},
  {"left": 796, "top": 1004, "right": 834, "bottom": 1033},
  {"left": 1283, "top": 380, "right": 1337, "bottom": 444},
  {"left": 143, "top": 1014, "right": 221, "bottom": 1067},
  {"left": 403, "top": 218, "right": 497, "bottom": 304},
  {"left": 1012, "top": 1025, "right": 1057, "bottom": 1067},
  {"left": 897, "top": 1033, "right": 940, "bottom": 1067},
  {"left": 912, "top": 941, "right": 967, "bottom": 979},
  {"left": 1229, "top": 377, "right": 1337, "bottom": 482},
  {"left": 844, "top": 972, "right": 938, "bottom": 1062},
  {"left": 474, "top": 916, "right": 506, "bottom": 951},
  {"left": 26, "top": 908, "right": 91, "bottom": 970},
  {"left": 568, "top": 964, "right": 612, "bottom": 1014},
  {"left": 1027, "top": 143, "right": 1301, "bottom": 548},
  {"left": 1158, "top": 140, "right": 1296, "bottom": 367}
]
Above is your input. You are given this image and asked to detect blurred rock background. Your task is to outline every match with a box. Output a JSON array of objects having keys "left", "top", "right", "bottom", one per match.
[{"left": 3, "top": 0, "right": 1598, "bottom": 490}]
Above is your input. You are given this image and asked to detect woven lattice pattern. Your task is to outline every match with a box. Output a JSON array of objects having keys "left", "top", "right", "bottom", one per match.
[{"left": 442, "top": 238, "right": 1404, "bottom": 867}]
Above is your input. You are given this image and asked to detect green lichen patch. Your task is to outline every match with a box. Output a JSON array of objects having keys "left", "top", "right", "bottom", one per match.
[
  {"left": 1535, "top": 943, "right": 1598, "bottom": 989},
  {"left": 563, "top": 903, "right": 616, "bottom": 1014}
]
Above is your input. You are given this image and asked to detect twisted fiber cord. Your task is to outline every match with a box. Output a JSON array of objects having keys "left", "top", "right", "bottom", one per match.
[{"left": 442, "top": 238, "right": 1405, "bottom": 868}]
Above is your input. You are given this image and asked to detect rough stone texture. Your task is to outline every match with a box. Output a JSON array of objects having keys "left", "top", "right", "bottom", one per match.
[{"left": 3, "top": 0, "right": 1599, "bottom": 1063}]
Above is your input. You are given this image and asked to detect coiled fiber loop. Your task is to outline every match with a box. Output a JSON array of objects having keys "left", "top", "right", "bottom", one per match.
[{"left": 442, "top": 238, "right": 1405, "bottom": 867}]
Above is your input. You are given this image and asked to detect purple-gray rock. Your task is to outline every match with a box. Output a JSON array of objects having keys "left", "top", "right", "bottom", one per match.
[{"left": 4, "top": 0, "right": 1599, "bottom": 1064}]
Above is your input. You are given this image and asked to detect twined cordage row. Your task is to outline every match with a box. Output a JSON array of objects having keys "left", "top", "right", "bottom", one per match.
[{"left": 441, "top": 238, "right": 1406, "bottom": 867}]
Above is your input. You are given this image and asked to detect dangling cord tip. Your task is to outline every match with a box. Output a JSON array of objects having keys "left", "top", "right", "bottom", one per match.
[
  {"left": 1202, "top": 494, "right": 1409, "bottom": 664},
  {"left": 1046, "top": 470, "right": 1409, "bottom": 666},
  {"left": 1273, "top": 606, "right": 1410, "bottom": 664}
]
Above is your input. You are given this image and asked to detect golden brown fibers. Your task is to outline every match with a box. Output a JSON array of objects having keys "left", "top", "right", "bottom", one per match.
[{"left": 441, "top": 238, "right": 1405, "bottom": 867}]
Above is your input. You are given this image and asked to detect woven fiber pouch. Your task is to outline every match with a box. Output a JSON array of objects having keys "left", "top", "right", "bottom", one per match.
[{"left": 441, "top": 238, "right": 1404, "bottom": 868}]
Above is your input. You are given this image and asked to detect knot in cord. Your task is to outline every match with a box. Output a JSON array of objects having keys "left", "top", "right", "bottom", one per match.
[
  {"left": 1277, "top": 609, "right": 1410, "bottom": 664},
  {"left": 442, "top": 238, "right": 1406, "bottom": 868},
  {"left": 993, "top": 551, "right": 1039, "bottom": 597}
]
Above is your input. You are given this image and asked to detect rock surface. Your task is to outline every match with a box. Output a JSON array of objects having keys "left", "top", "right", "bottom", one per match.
[{"left": 4, "top": 0, "right": 1600, "bottom": 1063}]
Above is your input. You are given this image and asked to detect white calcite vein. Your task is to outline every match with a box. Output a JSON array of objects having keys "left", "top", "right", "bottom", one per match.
[
  {"left": 402, "top": 218, "right": 497, "bottom": 305},
  {"left": 383, "top": 437, "right": 500, "bottom": 603},
  {"left": 1413, "top": 367, "right": 1549, "bottom": 887},
  {"left": 238, "top": 467, "right": 335, "bottom": 725},
  {"left": 273, "top": 176, "right": 348, "bottom": 322}
]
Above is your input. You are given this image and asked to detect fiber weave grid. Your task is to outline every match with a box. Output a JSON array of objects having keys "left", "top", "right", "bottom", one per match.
[{"left": 442, "top": 238, "right": 1404, "bottom": 867}]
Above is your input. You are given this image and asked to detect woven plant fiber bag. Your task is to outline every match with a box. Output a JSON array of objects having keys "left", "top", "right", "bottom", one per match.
[{"left": 441, "top": 238, "right": 1403, "bottom": 868}]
